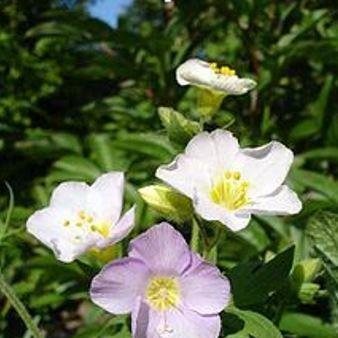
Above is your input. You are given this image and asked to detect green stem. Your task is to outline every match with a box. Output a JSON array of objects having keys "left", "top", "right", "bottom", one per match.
[
  {"left": 0, "top": 272, "right": 44, "bottom": 338},
  {"left": 0, "top": 182, "right": 14, "bottom": 240},
  {"left": 190, "top": 217, "right": 200, "bottom": 252},
  {"left": 193, "top": 216, "right": 211, "bottom": 255}
]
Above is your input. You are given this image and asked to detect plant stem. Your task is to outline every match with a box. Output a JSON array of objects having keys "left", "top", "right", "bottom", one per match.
[
  {"left": 0, "top": 182, "right": 14, "bottom": 240},
  {"left": 0, "top": 272, "right": 44, "bottom": 338},
  {"left": 190, "top": 217, "right": 200, "bottom": 252}
]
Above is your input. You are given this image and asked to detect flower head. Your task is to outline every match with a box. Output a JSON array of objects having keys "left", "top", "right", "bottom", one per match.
[
  {"left": 176, "top": 58, "right": 256, "bottom": 96},
  {"left": 156, "top": 130, "right": 302, "bottom": 231},
  {"left": 26, "top": 172, "right": 135, "bottom": 263},
  {"left": 90, "top": 223, "right": 230, "bottom": 338}
]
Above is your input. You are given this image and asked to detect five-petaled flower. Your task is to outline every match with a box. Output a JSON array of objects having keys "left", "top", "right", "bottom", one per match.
[
  {"left": 176, "top": 58, "right": 256, "bottom": 96},
  {"left": 26, "top": 172, "right": 135, "bottom": 263},
  {"left": 90, "top": 223, "right": 230, "bottom": 338},
  {"left": 156, "top": 130, "right": 302, "bottom": 231}
]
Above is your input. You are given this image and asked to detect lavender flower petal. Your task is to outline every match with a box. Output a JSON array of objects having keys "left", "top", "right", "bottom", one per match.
[
  {"left": 129, "top": 222, "right": 191, "bottom": 275},
  {"left": 90, "top": 257, "right": 150, "bottom": 314}
]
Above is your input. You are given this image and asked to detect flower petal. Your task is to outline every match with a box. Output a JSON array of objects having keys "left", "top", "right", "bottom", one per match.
[
  {"left": 162, "top": 308, "right": 221, "bottom": 338},
  {"left": 185, "top": 130, "right": 239, "bottom": 167},
  {"left": 180, "top": 253, "right": 231, "bottom": 315},
  {"left": 237, "top": 141, "right": 294, "bottom": 197},
  {"left": 132, "top": 299, "right": 162, "bottom": 338},
  {"left": 176, "top": 58, "right": 256, "bottom": 95},
  {"left": 129, "top": 223, "right": 191, "bottom": 275},
  {"left": 132, "top": 300, "right": 221, "bottom": 338},
  {"left": 26, "top": 207, "right": 93, "bottom": 262},
  {"left": 176, "top": 59, "right": 214, "bottom": 87},
  {"left": 50, "top": 182, "right": 89, "bottom": 210},
  {"left": 244, "top": 185, "right": 302, "bottom": 215},
  {"left": 88, "top": 172, "right": 124, "bottom": 223},
  {"left": 193, "top": 191, "right": 251, "bottom": 231},
  {"left": 96, "top": 205, "right": 136, "bottom": 249},
  {"left": 156, "top": 154, "right": 211, "bottom": 198},
  {"left": 210, "top": 76, "right": 256, "bottom": 95},
  {"left": 156, "top": 130, "right": 239, "bottom": 198},
  {"left": 90, "top": 257, "right": 150, "bottom": 315}
]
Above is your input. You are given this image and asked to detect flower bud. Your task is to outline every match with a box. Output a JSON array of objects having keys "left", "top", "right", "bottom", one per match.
[{"left": 139, "top": 185, "right": 193, "bottom": 223}]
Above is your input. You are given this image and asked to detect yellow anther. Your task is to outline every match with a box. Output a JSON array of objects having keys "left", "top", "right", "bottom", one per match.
[
  {"left": 233, "top": 172, "right": 241, "bottom": 180},
  {"left": 225, "top": 171, "right": 231, "bottom": 179},
  {"left": 63, "top": 220, "right": 70, "bottom": 227},
  {"left": 209, "top": 62, "right": 236, "bottom": 76},
  {"left": 76, "top": 222, "right": 83, "bottom": 227},
  {"left": 221, "top": 66, "right": 236, "bottom": 76},
  {"left": 87, "top": 215, "right": 94, "bottom": 223},
  {"left": 78, "top": 211, "right": 86, "bottom": 220},
  {"left": 90, "top": 225, "right": 98, "bottom": 232},
  {"left": 146, "top": 277, "right": 180, "bottom": 311},
  {"left": 210, "top": 171, "right": 250, "bottom": 211}
]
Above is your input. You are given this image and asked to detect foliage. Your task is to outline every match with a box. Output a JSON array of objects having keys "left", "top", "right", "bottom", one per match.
[{"left": 0, "top": 0, "right": 338, "bottom": 337}]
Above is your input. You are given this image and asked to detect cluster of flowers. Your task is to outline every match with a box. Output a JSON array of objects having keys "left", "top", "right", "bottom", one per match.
[{"left": 26, "top": 59, "right": 302, "bottom": 338}]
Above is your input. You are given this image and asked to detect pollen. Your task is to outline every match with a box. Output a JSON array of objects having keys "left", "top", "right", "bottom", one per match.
[
  {"left": 78, "top": 210, "right": 86, "bottom": 219},
  {"left": 61, "top": 210, "right": 111, "bottom": 239},
  {"left": 92, "top": 222, "right": 110, "bottom": 238},
  {"left": 63, "top": 220, "right": 70, "bottom": 227},
  {"left": 146, "top": 277, "right": 180, "bottom": 311},
  {"left": 210, "top": 62, "right": 236, "bottom": 76},
  {"left": 210, "top": 171, "right": 250, "bottom": 211}
]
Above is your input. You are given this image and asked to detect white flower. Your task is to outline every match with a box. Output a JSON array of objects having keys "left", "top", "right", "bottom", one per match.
[
  {"left": 156, "top": 130, "right": 302, "bottom": 231},
  {"left": 26, "top": 172, "right": 135, "bottom": 263},
  {"left": 176, "top": 58, "right": 256, "bottom": 95}
]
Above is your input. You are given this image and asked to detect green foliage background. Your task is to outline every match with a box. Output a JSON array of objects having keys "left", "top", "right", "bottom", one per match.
[{"left": 0, "top": 0, "right": 338, "bottom": 337}]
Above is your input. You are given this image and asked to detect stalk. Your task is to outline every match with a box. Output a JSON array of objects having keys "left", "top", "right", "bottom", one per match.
[
  {"left": 0, "top": 272, "right": 44, "bottom": 338},
  {"left": 190, "top": 217, "right": 200, "bottom": 252}
]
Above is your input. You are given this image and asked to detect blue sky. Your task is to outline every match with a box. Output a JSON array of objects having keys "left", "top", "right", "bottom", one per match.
[{"left": 88, "top": 0, "right": 133, "bottom": 27}]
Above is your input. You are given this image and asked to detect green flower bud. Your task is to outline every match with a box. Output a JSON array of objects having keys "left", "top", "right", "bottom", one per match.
[{"left": 139, "top": 185, "right": 193, "bottom": 223}]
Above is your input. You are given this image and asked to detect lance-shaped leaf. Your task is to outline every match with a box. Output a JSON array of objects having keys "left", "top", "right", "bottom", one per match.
[{"left": 230, "top": 246, "right": 295, "bottom": 307}]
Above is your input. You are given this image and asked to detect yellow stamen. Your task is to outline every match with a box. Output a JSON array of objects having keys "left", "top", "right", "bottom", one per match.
[
  {"left": 63, "top": 220, "right": 70, "bottom": 227},
  {"left": 210, "top": 171, "right": 250, "bottom": 211},
  {"left": 76, "top": 222, "right": 83, "bottom": 227},
  {"left": 146, "top": 277, "right": 180, "bottom": 311},
  {"left": 209, "top": 62, "right": 236, "bottom": 76},
  {"left": 90, "top": 221, "right": 110, "bottom": 238},
  {"left": 78, "top": 210, "right": 86, "bottom": 220},
  {"left": 90, "top": 225, "right": 98, "bottom": 232}
]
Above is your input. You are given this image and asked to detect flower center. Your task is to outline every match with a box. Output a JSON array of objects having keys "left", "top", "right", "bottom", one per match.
[
  {"left": 63, "top": 210, "right": 111, "bottom": 239},
  {"left": 146, "top": 277, "right": 180, "bottom": 311},
  {"left": 210, "top": 62, "right": 236, "bottom": 76},
  {"left": 210, "top": 171, "right": 250, "bottom": 211}
]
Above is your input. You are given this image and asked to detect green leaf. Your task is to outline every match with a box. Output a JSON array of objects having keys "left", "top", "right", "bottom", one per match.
[
  {"left": 290, "top": 169, "right": 338, "bottom": 204},
  {"left": 280, "top": 312, "right": 338, "bottom": 338},
  {"left": 52, "top": 156, "right": 101, "bottom": 181},
  {"left": 230, "top": 246, "right": 295, "bottom": 307},
  {"left": 307, "top": 211, "right": 338, "bottom": 266},
  {"left": 88, "top": 134, "right": 130, "bottom": 171},
  {"left": 237, "top": 220, "right": 271, "bottom": 253},
  {"left": 113, "top": 133, "right": 175, "bottom": 161},
  {"left": 50, "top": 133, "right": 82, "bottom": 154},
  {"left": 290, "top": 75, "right": 333, "bottom": 141},
  {"left": 158, "top": 107, "right": 201, "bottom": 147},
  {"left": 277, "top": 9, "right": 328, "bottom": 49},
  {"left": 226, "top": 307, "right": 283, "bottom": 338},
  {"left": 306, "top": 212, "right": 338, "bottom": 326},
  {"left": 297, "top": 148, "right": 338, "bottom": 165}
]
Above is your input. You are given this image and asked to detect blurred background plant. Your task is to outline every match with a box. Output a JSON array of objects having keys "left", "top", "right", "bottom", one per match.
[{"left": 0, "top": 0, "right": 338, "bottom": 337}]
